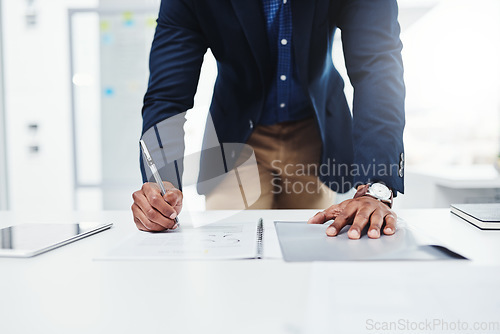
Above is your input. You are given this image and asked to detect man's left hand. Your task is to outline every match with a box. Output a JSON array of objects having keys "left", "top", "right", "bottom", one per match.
[{"left": 307, "top": 196, "right": 397, "bottom": 239}]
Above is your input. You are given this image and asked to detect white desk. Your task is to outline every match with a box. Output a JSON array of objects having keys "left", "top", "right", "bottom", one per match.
[{"left": 1, "top": 209, "right": 499, "bottom": 334}]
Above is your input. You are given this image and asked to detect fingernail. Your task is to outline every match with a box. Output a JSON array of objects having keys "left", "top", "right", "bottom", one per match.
[
  {"left": 326, "top": 226, "right": 337, "bottom": 236},
  {"left": 307, "top": 218, "right": 313, "bottom": 224},
  {"left": 369, "top": 229, "right": 380, "bottom": 238},
  {"left": 349, "top": 229, "right": 359, "bottom": 239},
  {"left": 172, "top": 224, "right": 178, "bottom": 229},
  {"left": 385, "top": 227, "right": 393, "bottom": 234},
  {"left": 170, "top": 212, "right": 177, "bottom": 219}
]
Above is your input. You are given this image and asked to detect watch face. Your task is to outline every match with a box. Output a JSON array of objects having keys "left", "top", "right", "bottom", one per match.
[{"left": 369, "top": 183, "right": 392, "bottom": 200}]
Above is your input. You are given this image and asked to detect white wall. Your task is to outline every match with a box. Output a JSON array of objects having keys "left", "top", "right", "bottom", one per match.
[
  {"left": 401, "top": 0, "right": 500, "bottom": 166},
  {"left": 2, "top": 0, "right": 97, "bottom": 212},
  {"left": 0, "top": 0, "right": 8, "bottom": 209},
  {"left": 1, "top": 0, "right": 213, "bottom": 212}
]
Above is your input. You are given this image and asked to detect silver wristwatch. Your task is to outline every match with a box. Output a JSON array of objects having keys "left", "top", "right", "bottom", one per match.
[{"left": 354, "top": 182, "right": 393, "bottom": 208}]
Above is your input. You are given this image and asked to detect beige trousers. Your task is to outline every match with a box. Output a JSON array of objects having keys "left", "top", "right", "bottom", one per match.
[{"left": 205, "top": 117, "right": 336, "bottom": 209}]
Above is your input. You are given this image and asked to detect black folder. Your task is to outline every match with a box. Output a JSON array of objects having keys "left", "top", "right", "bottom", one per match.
[{"left": 451, "top": 203, "right": 500, "bottom": 230}]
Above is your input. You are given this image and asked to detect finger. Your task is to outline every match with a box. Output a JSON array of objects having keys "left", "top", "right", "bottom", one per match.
[
  {"left": 163, "top": 188, "right": 183, "bottom": 218},
  {"left": 307, "top": 207, "right": 337, "bottom": 225},
  {"left": 383, "top": 212, "right": 397, "bottom": 235},
  {"left": 348, "top": 207, "right": 375, "bottom": 239},
  {"left": 308, "top": 200, "right": 352, "bottom": 224},
  {"left": 132, "top": 190, "right": 176, "bottom": 230},
  {"left": 142, "top": 183, "right": 178, "bottom": 220},
  {"left": 131, "top": 203, "right": 167, "bottom": 232},
  {"left": 326, "top": 203, "right": 358, "bottom": 236},
  {"left": 133, "top": 211, "right": 151, "bottom": 232},
  {"left": 162, "top": 181, "right": 176, "bottom": 191},
  {"left": 163, "top": 182, "right": 183, "bottom": 214},
  {"left": 367, "top": 210, "right": 384, "bottom": 239},
  {"left": 307, "top": 211, "right": 328, "bottom": 225}
]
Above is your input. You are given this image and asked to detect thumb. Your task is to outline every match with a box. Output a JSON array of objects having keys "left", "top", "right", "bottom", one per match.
[
  {"left": 307, "top": 199, "right": 353, "bottom": 224},
  {"left": 307, "top": 205, "right": 340, "bottom": 224}
]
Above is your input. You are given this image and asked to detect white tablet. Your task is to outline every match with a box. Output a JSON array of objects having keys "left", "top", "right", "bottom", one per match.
[{"left": 0, "top": 222, "right": 113, "bottom": 257}]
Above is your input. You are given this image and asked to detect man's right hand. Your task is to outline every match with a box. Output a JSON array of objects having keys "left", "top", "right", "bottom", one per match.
[{"left": 131, "top": 182, "right": 183, "bottom": 232}]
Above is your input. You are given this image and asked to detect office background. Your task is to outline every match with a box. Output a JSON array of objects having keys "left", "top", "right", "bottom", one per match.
[{"left": 0, "top": 0, "right": 499, "bottom": 212}]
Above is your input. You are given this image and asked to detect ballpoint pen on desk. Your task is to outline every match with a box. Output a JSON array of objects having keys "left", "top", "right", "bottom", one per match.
[{"left": 139, "top": 139, "right": 179, "bottom": 224}]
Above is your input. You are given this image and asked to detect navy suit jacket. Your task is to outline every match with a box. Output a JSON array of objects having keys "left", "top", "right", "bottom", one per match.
[{"left": 141, "top": 0, "right": 406, "bottom": 194}]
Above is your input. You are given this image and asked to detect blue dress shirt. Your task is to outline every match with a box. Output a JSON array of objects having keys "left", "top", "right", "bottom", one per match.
[{"left": 260, "top": 0, "right": 312, "bottom": 125}]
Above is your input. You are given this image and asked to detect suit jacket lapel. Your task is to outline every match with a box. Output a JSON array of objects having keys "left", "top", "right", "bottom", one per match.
[
  {"left": 230, "top": 0, "right": 272, "bottom": 87},
  {"left": 292, "top": 0, "right": 317, "bottom": 88}
]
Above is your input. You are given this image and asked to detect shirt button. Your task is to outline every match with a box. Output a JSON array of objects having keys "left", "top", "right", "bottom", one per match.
[
  {"left": 281, "top": 39, "right": 288, "bottom": 45},
  {"left": 280, "top": 75, "right": 287, "bottom": 81},
  {"left": 280, "top": 103, "right": 286, "bottom": 108},
  {"left": 283, "top": 0, "right": 287, "bottom": 4},
  {"left": 249, "top": 119, "right": 254, "bottom": 129}
]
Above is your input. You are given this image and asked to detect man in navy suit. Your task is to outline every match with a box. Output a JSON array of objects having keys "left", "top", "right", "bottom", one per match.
[{"left": 132, "top": 0, "right": 405, "bottom": 239}]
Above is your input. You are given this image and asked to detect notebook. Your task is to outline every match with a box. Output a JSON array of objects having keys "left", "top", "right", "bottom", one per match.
[
  {"left": 451, "top": 203, "right": 500, "bottom": 230},
  {"left": 101, "top": 219, "right": 264, "bottom": 260}
]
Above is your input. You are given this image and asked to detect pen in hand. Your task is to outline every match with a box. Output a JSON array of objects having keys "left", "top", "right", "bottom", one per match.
[{"left": 139, "top": 139, "right": 179, "bottom": 224}]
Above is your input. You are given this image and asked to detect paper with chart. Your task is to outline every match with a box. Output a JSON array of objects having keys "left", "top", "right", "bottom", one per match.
[{"left": 103, "top": 222, "right": 259, "bottom": 260}]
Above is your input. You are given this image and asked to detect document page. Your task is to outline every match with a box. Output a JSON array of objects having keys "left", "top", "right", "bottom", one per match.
[{"left": 102, "top": 222, "right": 258, "bottom": 260}]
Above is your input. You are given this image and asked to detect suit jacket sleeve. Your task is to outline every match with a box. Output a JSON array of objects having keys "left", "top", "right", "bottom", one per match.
[
  {"left": 337, "top": 0, "right": 405, "bottom": 194},
  {"left": 140, "top": 0, "right": 208, "bottom": 183}
]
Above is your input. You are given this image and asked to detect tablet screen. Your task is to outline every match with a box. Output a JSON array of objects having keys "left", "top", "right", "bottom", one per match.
[{"left": 0, "top": 222, "right": 112, "bottom": 257}]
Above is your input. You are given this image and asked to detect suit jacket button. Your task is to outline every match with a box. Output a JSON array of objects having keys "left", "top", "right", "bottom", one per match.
[{"left": 249, "top": 120, "right": 254, "bottom": 129}]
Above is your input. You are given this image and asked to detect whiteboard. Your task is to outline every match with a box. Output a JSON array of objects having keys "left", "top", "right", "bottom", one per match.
[{"left": 69, "top": 7, "right": 158, "bottom": 209}]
